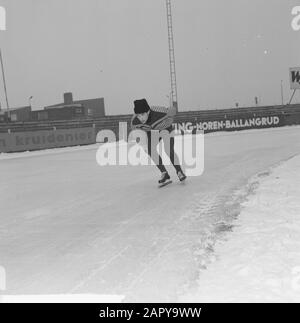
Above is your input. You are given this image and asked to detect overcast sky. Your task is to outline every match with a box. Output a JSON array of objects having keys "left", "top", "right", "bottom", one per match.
[{"left": 0, "top": 0, "right": 299, "bottom": 114}]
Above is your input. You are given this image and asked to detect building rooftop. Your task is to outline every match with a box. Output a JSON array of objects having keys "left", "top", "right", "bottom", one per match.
[{"left": 0, "top": 105, "right": 31, "bottom": 113}]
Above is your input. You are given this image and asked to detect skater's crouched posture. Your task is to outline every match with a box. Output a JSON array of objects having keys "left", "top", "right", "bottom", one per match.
[{"left": 131, "top": 98, "right": 186, "bottom": 185}]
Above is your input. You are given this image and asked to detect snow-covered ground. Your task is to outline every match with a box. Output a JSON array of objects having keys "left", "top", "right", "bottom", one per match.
[
  {"left": 0, "top": 126, "right": 300, "bottom": 302},
  {"left": 181, "top": 154, "right": 300, "bottom": 303}
]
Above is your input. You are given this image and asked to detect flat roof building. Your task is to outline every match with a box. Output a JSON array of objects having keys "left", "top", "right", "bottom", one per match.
[
  {"left": 0, "top": 106, "right": 32, "bottom": 123},
  {"left": 45, "top": 92, "right": 105, "bottom": 118}
]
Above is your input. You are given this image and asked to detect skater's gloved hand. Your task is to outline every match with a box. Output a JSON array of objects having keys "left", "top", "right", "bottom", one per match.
[{"left": 135, "top": 124, "right": 152, "bottom": 131}]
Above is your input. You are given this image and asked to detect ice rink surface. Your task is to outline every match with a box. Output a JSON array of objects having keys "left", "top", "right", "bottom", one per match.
[{"left": 0, "top": 126, "right": 300, "bottom": 302}]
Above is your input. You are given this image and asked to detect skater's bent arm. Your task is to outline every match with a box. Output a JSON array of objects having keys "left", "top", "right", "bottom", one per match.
[
  {"left": 130, "top": 115, "right": 151, "bottom": 131},
  {"left": 151, "top": 109, "right": 175, "bottom": 130}
]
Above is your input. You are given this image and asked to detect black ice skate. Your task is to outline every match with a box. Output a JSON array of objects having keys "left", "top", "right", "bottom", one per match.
[
  {"left": 177, "top": 170, "right": 187, "bottom": 182},
  {"left": 158, "top": 172, "right": 172, "bottom": 187}
]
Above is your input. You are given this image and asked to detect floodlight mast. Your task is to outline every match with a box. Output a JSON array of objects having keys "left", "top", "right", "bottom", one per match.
[{"left": 166, "top": 0, "right": 178, "bottom": 113}]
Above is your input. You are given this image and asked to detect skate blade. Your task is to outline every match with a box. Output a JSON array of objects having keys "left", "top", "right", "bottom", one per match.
[{"left": 158, "top": 180, "right": 172, "bottom": 188}]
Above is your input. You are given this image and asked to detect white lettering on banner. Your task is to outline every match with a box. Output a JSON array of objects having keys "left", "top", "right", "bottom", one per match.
[{"left": 174, "top": 116, "right": 280, "bottom": 133}]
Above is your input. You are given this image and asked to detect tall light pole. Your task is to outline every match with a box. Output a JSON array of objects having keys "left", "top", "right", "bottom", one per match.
[
  {"left": 166, "top": 0, "right": 178, "bottom": 113},
  {"left": 0, "top": 48, "right": 9, "bottom": 116},
  {"left": 280, "top": 80, "right": 284, "bottom": 105}
]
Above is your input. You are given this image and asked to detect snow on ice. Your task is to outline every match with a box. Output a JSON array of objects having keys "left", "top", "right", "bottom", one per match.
[{"left": 181, "top": 154, "right": 300, "bottom": 302}]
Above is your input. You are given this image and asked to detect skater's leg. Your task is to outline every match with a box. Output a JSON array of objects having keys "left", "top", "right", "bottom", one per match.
[
  {"left": 147, "top": 133, "right": 167, "bottom": 173},
  {"left": 167, "top": 137, "right": 186, "bottom": 180},
  {"left": 163, "top": 136, "right": 183, "bottom": 173}
]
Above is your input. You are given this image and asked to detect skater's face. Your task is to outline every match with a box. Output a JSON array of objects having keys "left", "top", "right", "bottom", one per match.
[{"left": 137, "top": 112, "right": 149, "bottom": 124}]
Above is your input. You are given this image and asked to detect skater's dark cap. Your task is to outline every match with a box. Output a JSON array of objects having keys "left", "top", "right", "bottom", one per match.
[{"left": 134, "top": 99, "right": 150, "bottom": 114}]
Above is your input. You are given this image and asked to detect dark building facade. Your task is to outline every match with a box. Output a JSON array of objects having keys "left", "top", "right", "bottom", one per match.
[
  {"left": 31, "top": 104, "right": 85, "bottom": 121},
  {"left": 0, "top": 106, "right": 32, "bottom": 123},
  {"left": 45, "top": 92, "right": 105, "bottom": 118},
  {"left": 1, "top": 92, "right": 105, "bottom": 123}
]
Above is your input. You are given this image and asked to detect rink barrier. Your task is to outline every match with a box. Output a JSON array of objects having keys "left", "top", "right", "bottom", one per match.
[
  {"left": 0, "top": 126, "right": 95, "bottom": 153},
  {"left": 1, "top": 104, "right": 300, "bottom": 152}
]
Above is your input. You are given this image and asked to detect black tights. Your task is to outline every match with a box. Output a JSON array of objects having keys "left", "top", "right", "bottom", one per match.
[{"left": 147, "top": 133, "right": 182, "bottom": 174}]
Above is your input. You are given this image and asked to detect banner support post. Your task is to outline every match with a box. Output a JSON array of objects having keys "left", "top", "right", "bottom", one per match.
[{"left": 288, "top": 89, "right": 297, "bottom": 105}]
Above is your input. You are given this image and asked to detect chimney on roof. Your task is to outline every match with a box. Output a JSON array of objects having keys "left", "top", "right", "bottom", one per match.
[{"left": 64, "top": 92, "right": 73, "bottom": 105}]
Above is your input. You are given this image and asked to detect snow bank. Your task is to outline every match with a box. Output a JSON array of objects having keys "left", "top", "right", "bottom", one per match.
[{"left": 181, "top": 154, "right": 300, "bottom": 303}]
